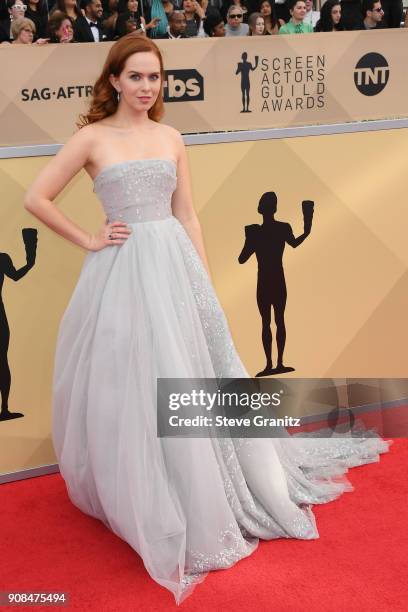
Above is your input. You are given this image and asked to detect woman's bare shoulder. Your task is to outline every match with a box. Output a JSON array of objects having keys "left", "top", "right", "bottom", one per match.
[
  {"left": 70, "top": 122, "right": 100, "bottom": 145},
  {"left": 72, "top": 121, "right": 119, "bottom": 161},
  {"left": 158, "top": 122, "right": 183, "bottom": 142},
  {"left": 78, "top": 120, "right": 112, "bottom": 137}
]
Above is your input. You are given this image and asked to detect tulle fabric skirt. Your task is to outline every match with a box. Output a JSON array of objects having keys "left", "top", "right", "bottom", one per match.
[{"left": 52, "top": 216, "right": 392, "bottom": 604}]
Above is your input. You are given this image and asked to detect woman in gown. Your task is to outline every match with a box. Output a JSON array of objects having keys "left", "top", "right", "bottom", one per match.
[{"left": 24, "top": 35, "right": 392, "bottom": 605}]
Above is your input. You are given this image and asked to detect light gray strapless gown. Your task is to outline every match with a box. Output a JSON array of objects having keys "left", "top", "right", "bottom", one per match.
[{"left": 52, "top": 159, "right": 391, "bottom": 604}]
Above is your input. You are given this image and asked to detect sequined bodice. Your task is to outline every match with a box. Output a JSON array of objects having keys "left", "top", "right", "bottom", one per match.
[{"left": 93, "top": 158, "right": 177, "bottom": 223}]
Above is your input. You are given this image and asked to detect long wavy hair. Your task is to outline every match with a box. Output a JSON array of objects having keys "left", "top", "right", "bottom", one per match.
[
  {"left": 314, "top": 0, "right": 344, "bottom": 31},
  {"left": 77, "top": 35, "right": 165, "bottom": 128},
  {"left": 258, "top": 0, "right": 279, "bottom": 29}
]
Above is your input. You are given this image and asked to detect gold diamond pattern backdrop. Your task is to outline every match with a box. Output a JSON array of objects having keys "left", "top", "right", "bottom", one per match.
[{"left": 0, "top": 130, "right": 407, "bottom": 474}]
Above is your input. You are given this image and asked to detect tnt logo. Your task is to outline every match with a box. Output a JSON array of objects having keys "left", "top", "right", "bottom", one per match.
[
  {"left": 163, "top": 70, "right": 204, "bottom": 103},
  {"left": 354, "top": 53, "right": 389, "bottom": 96}
]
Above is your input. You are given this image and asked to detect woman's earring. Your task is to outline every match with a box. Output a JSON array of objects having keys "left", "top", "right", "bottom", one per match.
[{"left": 117, "top": 90, "right": 121, "bottom": 103}]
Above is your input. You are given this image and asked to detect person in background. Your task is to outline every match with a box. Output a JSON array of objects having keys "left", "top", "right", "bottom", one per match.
[
  {"left": 360, "top": 0, "right": 385, "bottom": 28},
  {"left": 248, "top": 10, "right": 265, "bottom": 33},
  {"left": 74, "top": 0, "right": 111, "bottom": 40},
  {"left": 115, "top": 0, "right": 142, "bottom": 37},
  {"left": 225, "top": 3, "right": 248, "bottom": 33},
  {"left": 314, "top": 0, "right": 343, "bottom": 30},
  {"left": 203, "top": 7, "right": 225, "bottom": 34},
  {"left": 259, "top": 0, "right": 284, "bottom": 33},
  {"left": 206, "top": 0, "right": 222, "bottom": 9},
  {"left": 161, "top": 0, "right": 174, "bottom": 16},
  {"left": 24, "top": 0, "right": 48, "bottom": 39},
  {"left": 147, "top": 0, "right": 168, "bottom": 37},
  {"left": 380, "top": 0, "right": 402, "bottom": 27},
  {"left": 273, "top": 0, "right": 289, "bottom": 21},
  {"left": 115, "top": 0, "right": 160, "bottom": 37},
  {"left": 157, "top": 8, "right": 188, "bottom": 35},
  {"left": 303, "top": 0, "right": 319, "bottom": 27},
  {"left": 278, "top": 0, "right": 313, "bottom": 32},
  {"left": 221, "top": 0, "right": 249, "bottom": 22},
  {"left": 116, "top": 0, "right": 164, "bottom": 38},
  {"left": 182, "top": 0, "right": 206, "bottom": 36},
  {"left": 11, "top": 13, "right": 35, "bottom": 38},
  {"left": 47, "top": 8, "right": 74, "bottom": 39},
  {"left": 340, "top": 0, "right": 364, "bottom": 29},
  {"left": 52, "top": 0, "right": 81, "bottom": 22},
  {"left": 7, "top": 14, "right": 49, "bottom": 41},
  {"left": 0, "top": 0, "right": 26, "bottom": 42},
  {"left": 101, "top": 0, "right": 118, "bottom": 38}
]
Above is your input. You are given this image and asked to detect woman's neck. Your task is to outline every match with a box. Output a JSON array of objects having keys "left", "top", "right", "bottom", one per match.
[{"left": 110, "top": 106, "right": 152, "bottom": 129}]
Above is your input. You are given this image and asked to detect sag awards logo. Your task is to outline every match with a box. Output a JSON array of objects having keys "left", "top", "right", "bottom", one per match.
[
  {"left": 235, "top": 51, "right": 326, "bottom": 113},
  {"left": 163, "top": 69, "right": 204, "bottom": 103},
  {"left": 353, "top": 53, "right": 389, "bottom": 96},
  {"left": 19, "top": 70, "right": 205, "bottom": 104}
]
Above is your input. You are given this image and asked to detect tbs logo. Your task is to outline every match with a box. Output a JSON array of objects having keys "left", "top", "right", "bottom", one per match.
[
  {"left": 354, "top": 53, "right": 389, "bottom": 96},
  {"left": 163, "top": 70, "right": 204, "bottom": 102}
]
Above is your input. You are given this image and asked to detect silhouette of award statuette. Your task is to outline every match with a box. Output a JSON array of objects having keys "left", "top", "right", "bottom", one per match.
[
  {"left": 0, "top": 228, "right": 38, "bottom": 422},
  {"left": 235, "top": 52, "right": 259, "bottom": 113},
  {"left": 238, "top": 193, "right": 314, "bottom": 377}
]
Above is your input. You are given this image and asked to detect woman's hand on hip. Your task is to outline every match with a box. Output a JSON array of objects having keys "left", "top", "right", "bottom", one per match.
[{"left": 87, "top": 221, "right": 132, "bottom": 251}]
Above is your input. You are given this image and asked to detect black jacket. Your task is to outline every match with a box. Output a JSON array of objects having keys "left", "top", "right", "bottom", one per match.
[
  {"left": 25, "top": 6, "right": 48, "bottom": 39},
  {"left": 73, "top": 15, "right": 110, "bottom": 42},
  {"left": 0, "top": 17, "right": 11, "bottom": 43}
]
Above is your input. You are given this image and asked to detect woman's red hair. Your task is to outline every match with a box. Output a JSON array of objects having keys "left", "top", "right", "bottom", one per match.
[{"left": 77, "top": 35, "right": 165, "bottom": 128}]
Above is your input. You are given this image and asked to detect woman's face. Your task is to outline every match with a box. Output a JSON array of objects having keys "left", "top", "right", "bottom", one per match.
[
  {"left": 331, "top": 4, "right": 341, "bottom": 23},
  {"left": 111, "top": 52, "right": 162, "bottom": 113},
  {"left": 260, "top": 2, "right": 271, "bottom": 16},
  {"left": 291, "top": 1, "right": 306, "bottom": 20},
  {"left": 213, "top": 20, "right": 225, "bottom": 36},
  {"left": 57, "top": 18, "right": 73, "bottom": 39},
  {"left": 254, "top": 16, "right": 264, "bottom": 34},
  {"left": 127, "top": 0, "right": 138, "bottom": 12},
  {"left": 183, "top": 0, "right": 194, "bottom": 11},
  {"left": 10, "top": 1, "right": 26, "bottom": 19},
  {"left": 17, "top": 25, "right": 34, "bottom": 43}
]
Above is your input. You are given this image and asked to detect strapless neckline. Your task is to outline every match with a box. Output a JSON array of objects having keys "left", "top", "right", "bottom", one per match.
[{"left": 93, "top": 158, "right": 177, "bottom": 185}]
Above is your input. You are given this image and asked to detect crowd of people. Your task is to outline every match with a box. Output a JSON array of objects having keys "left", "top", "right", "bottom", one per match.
[{"left": 0, "top": 0, "right": 406, "bottom": 44}]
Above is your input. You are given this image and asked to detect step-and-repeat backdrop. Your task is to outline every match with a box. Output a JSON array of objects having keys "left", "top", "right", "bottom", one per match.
[
  {"left": 1, "top": 30, "right": 408, "bottom": 146},
  {"left": 1, "top": 129, "right": 407, "bottom": 475}
]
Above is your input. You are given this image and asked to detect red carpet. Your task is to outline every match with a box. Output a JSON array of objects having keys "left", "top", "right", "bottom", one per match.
[{"left": 1, "top": 439, "right": 407, "bottom": 612}]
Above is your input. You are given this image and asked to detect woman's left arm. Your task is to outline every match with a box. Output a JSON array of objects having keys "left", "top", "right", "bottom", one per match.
[{"left": 171, "top": 131, "right": 212, "bottom": 280}]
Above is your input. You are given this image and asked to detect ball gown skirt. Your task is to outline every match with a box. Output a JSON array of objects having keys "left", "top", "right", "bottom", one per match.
[{"left": 52, "top": 159, "right": 392, "bottom": 604}]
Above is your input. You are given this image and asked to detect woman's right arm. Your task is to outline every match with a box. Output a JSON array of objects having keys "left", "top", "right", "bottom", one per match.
[{"left": 24, "top": 126, "right": 130, "bottom": 251}]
